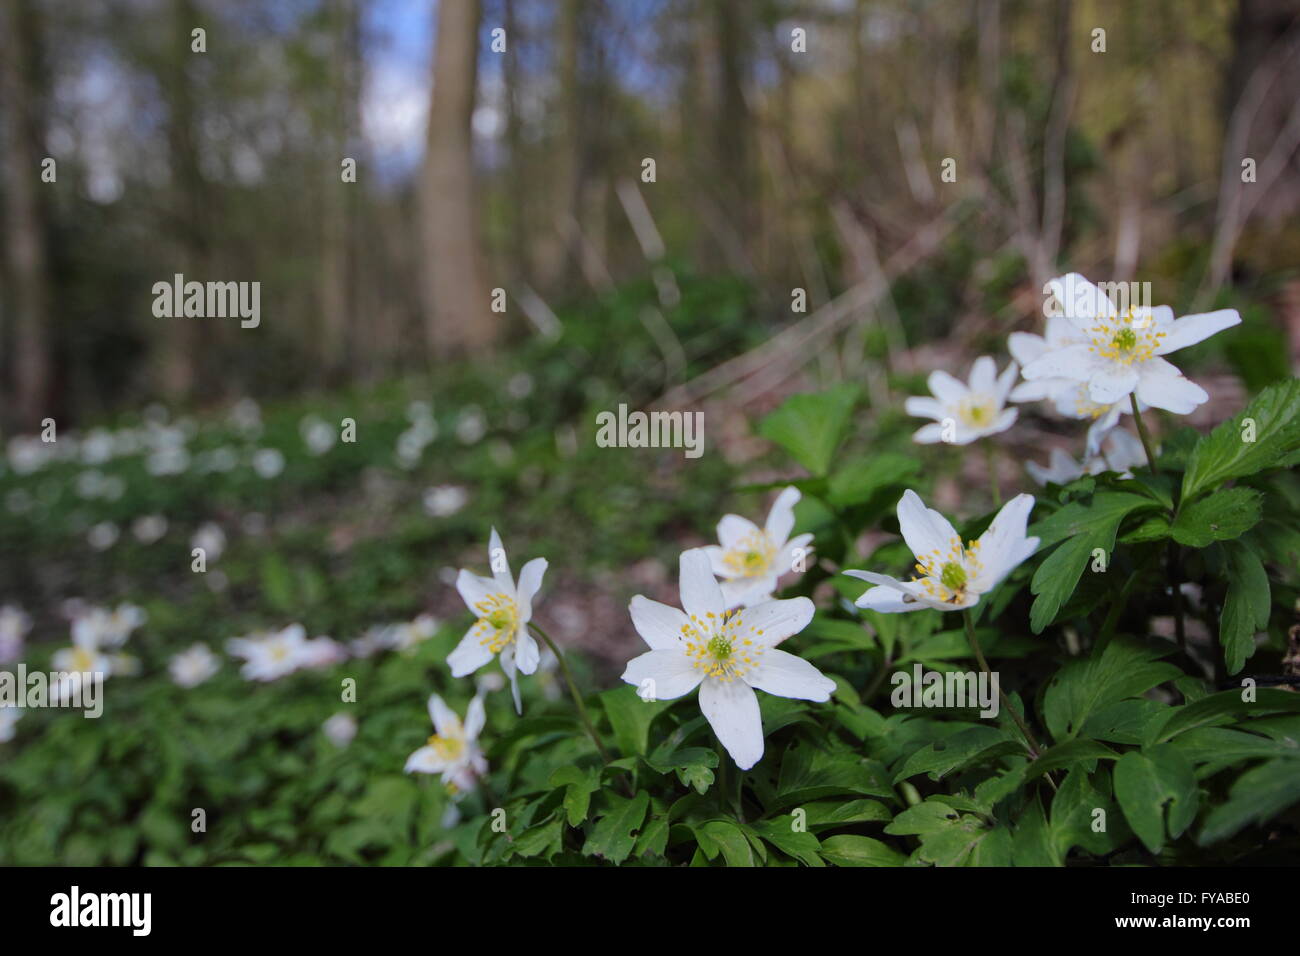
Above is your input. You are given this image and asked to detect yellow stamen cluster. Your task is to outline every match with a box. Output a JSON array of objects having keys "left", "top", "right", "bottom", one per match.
[
  {"left": 70, "top": 647, "right": 97, "bottom": 671},
  {"left": 427, "top": 733, "right": 465, "bottom": 761},
  {"left": 722, "top": 530, "right": 776, "bottom": 578},
  {"left": 1089, "top": 307, "right": 1166, "bottom": 365},
  {"left": 471, "top": 592, "right": 519, "bottom": 654},
  {"left": 913, "top": 536, "right": 983, "bottom": 604},
  {"left": 957, "top": 398, "right": 995, "bottom": 428},
  {"left": 682, "top": 608, "right": 764, "bottom": 682}
]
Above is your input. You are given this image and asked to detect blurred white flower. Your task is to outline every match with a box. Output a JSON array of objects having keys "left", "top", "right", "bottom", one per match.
[
  {"left": 348, "top": 624, "right": 394, "bottom": 659},
  {"left": 80, "top": 429, "right": 115, "bottom": 465},
  {"left": 405, "top": 694, "right": 487, "bottom": 795},
  {"left": 146, "top": 446, "right": 190, "bottom": 476},
  {"left": 72, "top": 604, "right": 145, "bottom": 649},
  {"left": 0, "top": 705, "right": 23, "bottom": 743},
  {"left": 132, "top": 514, "right": 168, "bottom": 544},
  {"left": 1027, "top": 429, "right": 1148, "bottom": 486},
  {"left": 227, "top": 624, "right": 308, "bottom": 682},
  {"left": 506, "top": 372, "right": 534, "bottom": 399},
  {"left": 300, "top": 416, "right": 337, "bottom": 456},
  {"left": 299, "top": 636, "right": 347, "bottom": 669},
  {"left": 388, "top": 614, "right": 439, "bottom": 652},
  {"left": 455, "top": 406, "right": 486, "bottom": 445},
  {"left": 8, "top": 437, "right": 51, "bottom": 475},
  {"left": 423, "top": 485, "right": 468, "bottom": 518},
  {"left": 324, "top": 712, "right": 358, "bottom": 748},
  {"left": 229, "top": 398, "right": 263, "bottom": 436},
  {"left": 191, "top": 522, "right": 227, "bottom": 562},
  {"left": 251, "top": 448, "right": 285, "bottom": 478},
  {"left": 449, "top": 529, "right": 548, "bottom": 714},
  {"left": 87, "top": 522, "right": 120, "bottom": 551},
  {"left": 169, "top": 643, "right": 220, "bottom": 687},
  {"left": 0, "top": 606, "right": 32, "bottom": 664},
  {"left": 703, "top": 486, "right": 814, "bottom": 609},
  {"left": 906, "top": 357, "right": 1018, "bottom": 445}
]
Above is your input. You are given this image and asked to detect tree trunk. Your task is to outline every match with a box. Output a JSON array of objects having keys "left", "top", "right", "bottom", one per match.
[
  {"left": 0, "top": 0, "right": 53, "bottom": 426},
  {"left": 420, "top": 0, "right": 494, "bottom": 356}
]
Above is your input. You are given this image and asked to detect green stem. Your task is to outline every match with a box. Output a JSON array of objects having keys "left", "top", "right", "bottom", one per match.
[
  {"left": 963, "top": 609, "right": 1053, "bottom": 785},
  {"left": 529, "top": 623, "right": 614, "bottom": 766},
  {"left": 984, "top": 442, "right": 1002, "bottom": 508},
  {"left": 1130, "top": 394, "right": 1159, "bottom": 474}
]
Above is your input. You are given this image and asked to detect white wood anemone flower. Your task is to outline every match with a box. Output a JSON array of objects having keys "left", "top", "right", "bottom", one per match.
[
  {"left": 1026, "top": 428, "right": 1148, "bottom": 486},
  {"left": 905, "top": 356, "right": 1018, "bottom": 445},
  {"left": 1007, "top": 314, "right": 1139, "bottom": 454},
  {"left": 702, "top": 486, "right": 814, "bottom": 608},
  {"left": 621, "top": 548, "right": 835, "bottom": 770},
  {"left": 845, "top": 490, "right": 1039, "bottom": 613},
  {"left": 404, "top": 693, "right": 488, "bottom": 795},
  {"left": 1021, "top": 273, "right": 1240, "bottom": 414},
  {"left": 226, "top": 623, "right": 309, "bottom": 682},
  {"left": 448, "top": 528, "right": 547, "bottom": 714}
]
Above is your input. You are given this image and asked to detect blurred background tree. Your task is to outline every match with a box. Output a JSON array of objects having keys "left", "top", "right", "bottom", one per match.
[{"left": 0, "top": 0, "right": 1297, "bottom": 431}]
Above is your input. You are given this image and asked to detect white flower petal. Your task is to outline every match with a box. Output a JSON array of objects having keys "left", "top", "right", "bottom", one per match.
[
  {"left": 1007, "top": 331, "right": 1047, "bottom": 365},
  {"left": 745, "top": 648, "right": 836, "bottom": 701},
  {"left": 736, "top": 595, "right": 814, "bottom": 646},
  {"left": 912, "top": 423, "right": 947, "bottom": 444},
  {"left": 1154, "top": 308, "right": 1240, "bottom": 355},
  {"left": 405, "top": 746, "right": 449, "bottom": 775},
  {"left": 1135, "top": 368, "right": 1208, "bottom": 414},
  {"left": 621, "top": 649, "right": 703, "bottom": 700},
  {"left": 629, "top": 595, "right": 690, "bottom": 650},
  {"left": 447, "top": 626, "right": 493, "bottom": 677},
  {"left": 1048, "top": 273, "right": 1117, "bottom": 324},
  {"left": 969, "top": 356, "right": 998, "bottom": 395},
  {"left": 1087, "top": 365, "right": 1140, "bottom": 405},
  {"left": 896, "top": 490, "right": 960, "bottom": 561},
  {"left": 717, "top": 514, "right": 761, "bottom": 550},
  {"left": 428, "top": 694, "right": 458, "bottom": 736},
  {"left": 514, "top": 557, "right": 547, "bottom": 621},
  {"left": 971, "top": 493, "right": 1039, "bottom": 592},
  {"left": 679, "top": 548, "right": 725, "bottom": 621},
  {"left": 1022, "top": 344, "right": 1095, "bottom": 382},
  {"left": 464, "top": 696, "right": 486, "bottom": 740},
  {"left": 699, "top": 677, "right": 764, "bottom": 770},
  {"left": 456, "top": 569, "right": 499, "bottom": 613},
  {"left": 927, "top": 370, "right": 968, "bottom": 404},
  {"left": 764, "top": 486, "right": 801, "bottom": 545},
  {"left": 488, "top": 527, "right": 514, "bottom": 594},
  {"left": 904, "top": 396, "right": 945, "bottom": 420},
  {"left": 720, "top": 575, "right": 777, "bottom": 610},
  {"left": 514, "top": 628, "right": 540, "bottom": 675},
  {"left": 995, "top": 360, "right": 1020, "bottom": 404}
]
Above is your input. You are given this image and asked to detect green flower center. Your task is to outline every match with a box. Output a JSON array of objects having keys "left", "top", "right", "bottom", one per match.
[
  {"left": 486, "top": 608, "right": 515, "bottom": 632},
  {"left": 1111, "top": 328, "right": 1137, "bottom": 352},
  {"left": 743, "top": 550, "right": 765, "bottom": 571},
  {"left": 707, "top": 636, "right": 733, "bottom": 660},
  {"left": 940, "top": 561, "right": 968, "bottom": 592}
]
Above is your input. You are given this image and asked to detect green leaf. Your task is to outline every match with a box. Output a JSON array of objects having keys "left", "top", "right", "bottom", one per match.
[
  {"left": 757, "top": 384, "right": 859, "bottom": 475},
  {"left": 1219, "top": 541, "right": 1270, "bottom": 675},
  {"left": 796, "top": 798, "right": 893, "bottom": 829},
  {"left": 696, "top": 820, "right": 756, "bottom": 867},
  {"left": 1182, "top": 378, "right": 1300, "bottom": 501},
  {"left": 1028, "top": 494, "right": 1150, "bottom": 633},
  {"left": 1149, "top": 688, "right": 1300, "bottom": 743},
  {"left": 827, "top": 453, "right": 919, "bottom": 508},
  {"left": 1043, "top": 636, "right": 1180, "bottom": 743},
  {"left": 748, "top": 819, "right": 825, "bottom": 866},
  {"left": 599, "top": 686, "right": 670, "bottom": 757},
  {"left": 1198, "top": 759, "right": 1300, "bottom": 844},
  {"left": 892, "top": 725, "right": 1020, "bottom": 783},
  {"left": 819, "top": 834, "right": 905, "bottom": 867},
  {"left": 1113, "top": 747, "right": 1198, "bottom": 854},
  {"left": 1171, "top": 487, "right": 1262, "bottom": 547},
  {"left": 1026, "top": 739, "right": 1120, "bottom": 779},
  {"left": 1011, "top": 793, "right": 1062, "bottom": 866},
  {"left": 549, "top": 765, "right": 601, "bottom": 827},
  {"left": 582, "top": 790, "right": 650, "bottom": 865}
]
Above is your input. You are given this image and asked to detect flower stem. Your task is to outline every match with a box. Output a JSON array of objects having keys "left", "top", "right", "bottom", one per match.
[
  {"left": 962, "top": 609, "right": 1051, "bottom": 782},
  {"left": 984, "top": 442, "right": 1002, "bottom": 508},
  {"left": 528, "top": 623, "right": 614, "bottom": 766},
  {"left": 1129, "top": 394, "right": 1159, "bottom": 474}
]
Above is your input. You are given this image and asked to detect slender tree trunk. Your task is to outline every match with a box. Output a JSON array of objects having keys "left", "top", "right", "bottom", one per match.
[
  {"left": 420, "top": 0, "right": 494, "bottom": 356},
  {"left": 1, "top": 0, "right": 53, "bottom": 426}
]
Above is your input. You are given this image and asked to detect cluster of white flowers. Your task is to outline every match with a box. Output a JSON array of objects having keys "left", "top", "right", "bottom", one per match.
[
  {"left": 224, "top": 624, "right": 345, "bottom": 682},
  {"left": 906, "top": 273, "right": 1241, "bottom": 484}
]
